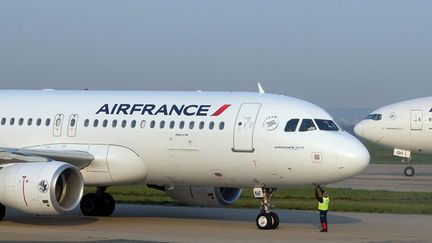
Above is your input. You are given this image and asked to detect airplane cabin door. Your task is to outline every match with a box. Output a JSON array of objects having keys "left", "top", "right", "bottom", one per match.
[
  {"left": 410, "top": 110, "right": 423, "bottom": 130},
  {"left": 53, "top": 114, "right": 64, "bottom": 137},
  {"left": 232, "top": 103, "right": 262, "bottom": 152}
]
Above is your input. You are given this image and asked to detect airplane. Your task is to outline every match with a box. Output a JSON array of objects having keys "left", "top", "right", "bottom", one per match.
[
  {"left": 0, "top": 88, "right": 369, "bottom": 230},
  {"left": 354, "top": 97, "right": 432, "bottom": 177}
]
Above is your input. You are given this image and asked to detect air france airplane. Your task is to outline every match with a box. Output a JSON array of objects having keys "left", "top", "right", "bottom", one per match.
[
  {"left": 0, "top": 88, "right": 369, "bottom": 230},
  {"left": 355, "top": 97, "right": 432, "bottom": 177}
]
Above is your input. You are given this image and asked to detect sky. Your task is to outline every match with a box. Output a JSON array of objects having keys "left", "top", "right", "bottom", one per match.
[{"left": 0, "top": 1, "right": 431, "bottom": 110}]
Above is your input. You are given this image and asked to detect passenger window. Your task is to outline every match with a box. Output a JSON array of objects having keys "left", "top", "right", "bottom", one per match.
[
  {"left": 45, "top": 118, "right": 51, "bottom": 126},
  {"left": 93, "top": 119, "right": 99, "bottom": 127},
  {"left": 169, "top": 121, "right": 175, "bottom": 129},
  {"left": 150, "top": 120, "right": 156, "bottom": 129},
  {"left": 1, "top": 118, "right": 5, "bottom": 125},
  {"left": 209, "top": 121, "right": 215, "bottom": 130},
  {"left": 140, "top": 120, "right": 146, "bottom": 129},
  {"left": 299, "top": 119, "right": 316, "bottom": 132},
  {"left": 219, "top": 122, "right": 225, "bottom": 130},
  {"left": 70, "top": 118, "right": 76, "bottom": 127},
  {"left": 285, "top": 119, "right": 299, "bottom": 132},
  {"left": 84, "top": 119, "right": 90, "bottom": 127},
  {"left": 199, "top": 121, "right": 205, "bottom": 130},
  {"left": 18, "top": 118, "right": 24, "bottom": 126},
  {"left": 189, "top": 121, "right": 195, "bottom": 129},
  {"left": 10, "top": 118, "right": 15, "bottom": 126},
  {"left": 55, "top": 118, "right": 61, "bottom": 126},
  {"left": 102, "top": 119, "right": 108, "bottom": 127},
  {"left": 121, "top": 120, "right": 127, "bottom": 128},
  {"left": 36, "top": 118, "right": 42, "bottom": 126},
  {"left": 315, "top": 119, "right": 339, "bottom": 131},
  {"left": 112, "top": 120, "right": 118, "bottom": 128},
  {"left": 160, "top": 120, "right": 165, "bottom": 129},
  {"left": 131, "top": 120, "right": 137, "bottom": 128},
  {"left": 179, "top": 121, "right": 185, "bottom": 129},
  {"left": 28, "top": 118, "right": 33, "bottom": 126}
]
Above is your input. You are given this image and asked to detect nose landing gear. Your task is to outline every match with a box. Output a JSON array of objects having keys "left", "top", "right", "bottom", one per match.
[{"left": 254, "top": 188, "right": 279, "bottom": 230}]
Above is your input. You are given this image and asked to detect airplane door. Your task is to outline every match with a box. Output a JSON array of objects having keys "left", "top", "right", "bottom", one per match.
[
  {"left": 53, "top": 114, "right": 64, "bottom": 137},
  {"left": 67, "top": 114, "right": 78, "bottom": 137},
  {"left": 411, "top": 110, "right": 423, "bottom": 130},
  {"left": 232, "top": 103, "right": 262, "bottom": 152}
]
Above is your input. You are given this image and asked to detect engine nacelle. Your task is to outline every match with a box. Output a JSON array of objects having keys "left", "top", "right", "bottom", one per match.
[
  {"left": 0, "top": 162, "right": 84, "bottom": 215},
  {"left": 165, "top": 186, "right": 242, "bottom": 207}
]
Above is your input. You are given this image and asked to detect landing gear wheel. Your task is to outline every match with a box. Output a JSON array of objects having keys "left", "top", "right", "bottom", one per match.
[
  {"left": 99, "top": 193, "right": 116, "bottom": 216},
  {"left": 80, "top": 193, "right": 99, "bottom": 216},
  {"left": 404, "top": 166, "right": 415, "bottom": 177},
  {"left": 0, "top": 203, "right": 5, "bottom": 221},
  {"left": 269, "top": 212, "right": 279, "bottom": 229},
  {"left": 256, "top": 212, "right": 272, "bottom": 230}
]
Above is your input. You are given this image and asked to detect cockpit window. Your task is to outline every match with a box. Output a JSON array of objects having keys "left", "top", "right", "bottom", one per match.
[
  {"left": 284, "top": 119, "right": 299, "bottom": 132},
  {"left": 314, "top": 119, "right": 339, "bottom": 131},
  {"left": 366, "top": 114, "right": 382, "bottom": 121},
  {"left": 299, "top": 119, "right": 317, "bottom": 132}
]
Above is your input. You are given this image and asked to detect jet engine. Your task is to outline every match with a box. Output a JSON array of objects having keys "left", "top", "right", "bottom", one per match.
[
  {"left": 165, "top": 186, "right": 242, "bottom": 207},
  {"left": 0, "top": 162, "right": 84, "bottom": 215}
]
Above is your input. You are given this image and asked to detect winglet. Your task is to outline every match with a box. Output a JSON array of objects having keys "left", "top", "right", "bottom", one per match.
[{"left": 257, "top": 82, "right": 265, "bottom": 94}]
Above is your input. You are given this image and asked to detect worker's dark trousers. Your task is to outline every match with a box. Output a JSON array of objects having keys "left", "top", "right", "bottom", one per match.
[{"left": 319, "top": 210, "right": 328, "bottom": 231}]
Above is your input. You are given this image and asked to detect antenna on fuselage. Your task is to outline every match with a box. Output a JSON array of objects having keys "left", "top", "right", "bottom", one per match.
[{"left": 257, "top": 82, "right": 265, "bottom": 94}]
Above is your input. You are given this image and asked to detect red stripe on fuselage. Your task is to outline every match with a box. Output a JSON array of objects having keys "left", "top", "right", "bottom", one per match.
[{"left": 211, "top": 104, "right": 231, "bottom": 116}]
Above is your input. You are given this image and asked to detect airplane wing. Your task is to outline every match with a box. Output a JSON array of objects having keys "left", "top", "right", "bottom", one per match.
[{"left": 0, "top": 147, "right": 94, "bottom": 169}]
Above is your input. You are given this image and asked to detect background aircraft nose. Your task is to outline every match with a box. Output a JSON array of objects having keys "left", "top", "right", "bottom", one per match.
[
  {"left": 338, "top": 136, "right": 370, "bottom": 178},
  {"left": 353, "top": 122, "right": 364, "bottom": 137}
]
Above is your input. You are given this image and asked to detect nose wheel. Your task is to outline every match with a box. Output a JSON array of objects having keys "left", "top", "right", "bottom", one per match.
[
  {"left": 254, "top": 188, "right": 279, "bottom": 230},
  {"left": 402, "top": 158, "right": 415, "bottom": 177},
  {"left": 80, "top": 186, "right": 116, "bottom": 216}
]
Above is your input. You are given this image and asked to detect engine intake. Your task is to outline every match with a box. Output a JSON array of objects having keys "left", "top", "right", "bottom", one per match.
[{"left": 0, "top": 162, "right": 84, "bottom": 215}]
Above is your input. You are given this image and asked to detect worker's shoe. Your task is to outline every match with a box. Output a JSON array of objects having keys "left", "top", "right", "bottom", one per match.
[{"left": 320, "top": 223, "right": 328, "bottom": 232}]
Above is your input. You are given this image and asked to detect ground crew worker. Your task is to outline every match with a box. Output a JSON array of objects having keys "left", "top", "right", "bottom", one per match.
[{"left": 315, "top": 185, "right": 329, "bottom": 232}]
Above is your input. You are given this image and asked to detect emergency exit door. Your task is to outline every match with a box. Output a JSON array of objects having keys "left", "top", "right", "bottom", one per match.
[
  {"left": 53, "top": 114, "right": 64, "bottom": 137},
  {"left": 411, "top": 110, "right": 423, "bottom": 130},
  {"left": 232, "top": 103, "right": 261, "bottom": 152}
]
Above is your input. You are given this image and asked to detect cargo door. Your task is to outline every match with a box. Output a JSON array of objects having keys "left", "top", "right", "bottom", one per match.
[{"left": 232, "top": 103, "right": 261, "bottom": 152}]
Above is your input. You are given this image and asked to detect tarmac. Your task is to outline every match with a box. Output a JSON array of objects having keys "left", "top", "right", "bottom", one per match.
[{"left": 0, "top": 164, "right": 431, "bottom": 242}]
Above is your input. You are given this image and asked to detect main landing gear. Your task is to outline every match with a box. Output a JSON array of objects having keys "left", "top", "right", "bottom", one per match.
[
  {"left": 80, "top": 186, "right": 116, "bottom": 216},
  {"left": 0, "top": 203, "right": 5, "bottom": 221},
  {"left": 254, "top": 188, "right": 279, "bottom": 230}
]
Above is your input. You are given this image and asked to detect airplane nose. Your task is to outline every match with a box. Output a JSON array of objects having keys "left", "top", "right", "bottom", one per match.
[
  {"left": 337, "top": 137, "right": 370, "bottom": 178},
  {"left": 353, "top": 122, "right": 363, "bottom": 137}
]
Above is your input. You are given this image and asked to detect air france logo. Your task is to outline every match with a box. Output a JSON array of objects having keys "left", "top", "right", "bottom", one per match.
[
  {"left": 96, "top": 104, "right": 231, "bottom": 117},
  {"left": 262, "top": 115, "right": 279, "bottom": 131},
  {"left": 38, "top": 180, "right": 49, "bottom": 193}
]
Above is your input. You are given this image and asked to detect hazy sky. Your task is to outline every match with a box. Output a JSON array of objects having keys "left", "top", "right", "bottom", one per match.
[{"left": 0, "top": 1, "right": 431, "bottom": 109}]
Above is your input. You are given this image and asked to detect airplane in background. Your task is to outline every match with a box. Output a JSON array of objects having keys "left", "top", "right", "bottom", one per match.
[
  {"left": 0, "top": 87, "right": 369, "bottom": 230},
  {"left": 354, "top": 97, "right": 432, "bottom": 177}
]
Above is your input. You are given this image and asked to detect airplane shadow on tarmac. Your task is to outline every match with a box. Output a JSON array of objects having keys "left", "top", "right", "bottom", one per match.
[
  {"left": 3, "top": 204, "right": 360, "bottom": 226},
  {"left": 110, "top": 204, "right": 361, "bottom": 225}
]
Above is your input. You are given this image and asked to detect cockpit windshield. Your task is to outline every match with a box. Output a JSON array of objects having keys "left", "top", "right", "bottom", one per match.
[
  {"left": 366, "top": 114, "right": 382, "bottom": 121},
  {"left": 314, "top": 119, "right": 339, "bottom": 131},
  {"left": 299, "top": 119, "right": 317, "bottom": 132}
]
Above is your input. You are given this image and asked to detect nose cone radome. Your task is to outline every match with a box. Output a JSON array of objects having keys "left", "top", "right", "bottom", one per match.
[
  {"left": 353, "top": 121, "right": 364, "bottom": 138},
  {"left": 338, "top": 137, "right": 370, "bottom": 179}
]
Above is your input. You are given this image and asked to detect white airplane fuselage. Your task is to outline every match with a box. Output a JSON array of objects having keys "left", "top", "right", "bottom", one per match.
[
  {"left": 354, "top": 97, "right": 432, "bottom": 154},
  {"left": 0, "top": 90, "right": 369, "bottom": 188}
]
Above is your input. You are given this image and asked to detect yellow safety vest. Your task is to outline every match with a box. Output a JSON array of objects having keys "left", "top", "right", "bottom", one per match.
[{"left": 318, "top": 196, "right": 330, "bottom": 211}]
